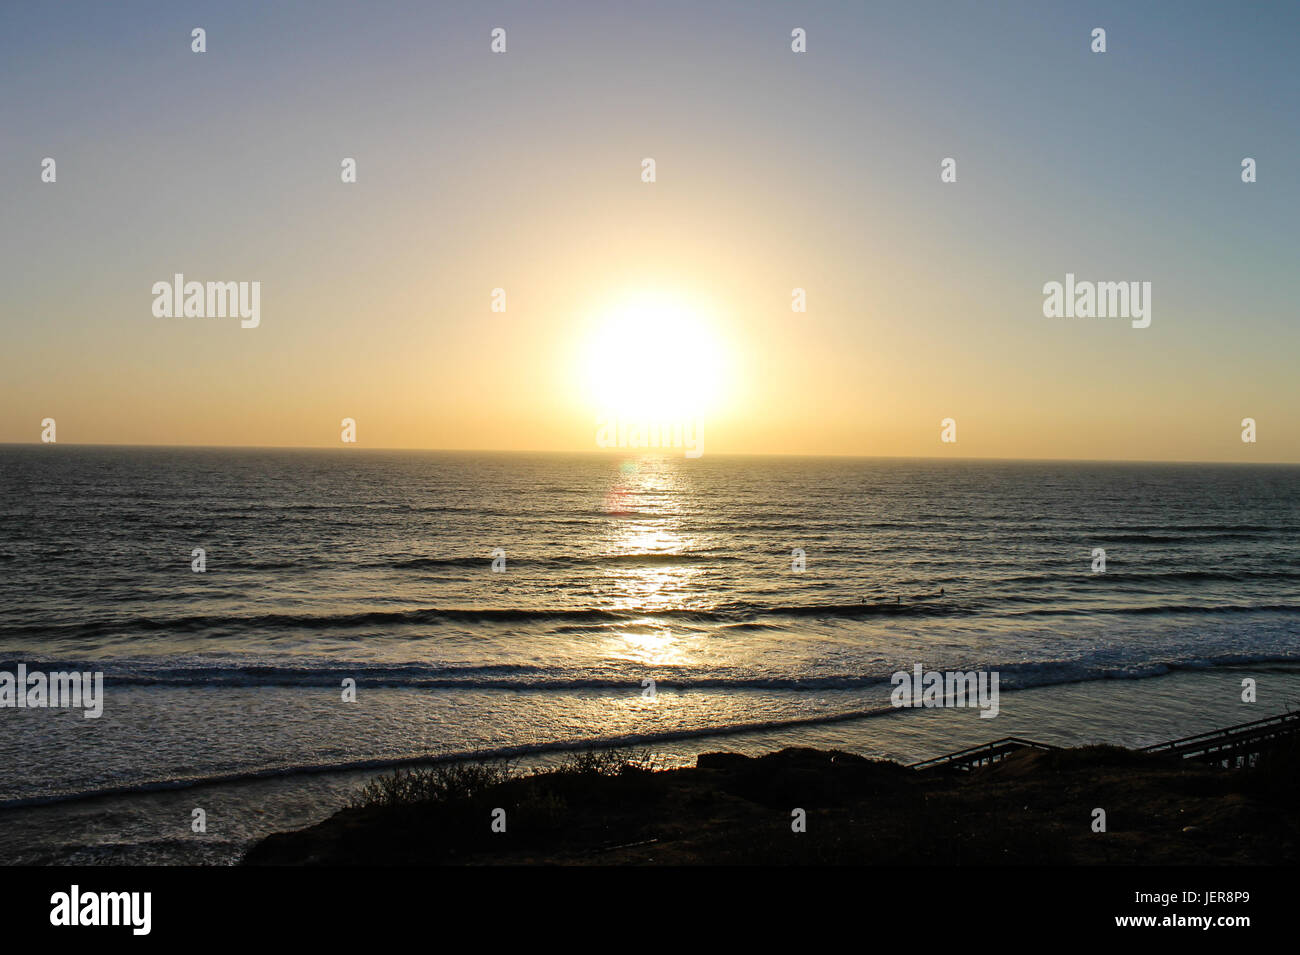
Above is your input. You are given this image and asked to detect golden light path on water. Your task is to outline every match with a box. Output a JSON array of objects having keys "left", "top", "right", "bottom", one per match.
[{"left": 601, "top": 456, "right": 709, "bottom": 667}]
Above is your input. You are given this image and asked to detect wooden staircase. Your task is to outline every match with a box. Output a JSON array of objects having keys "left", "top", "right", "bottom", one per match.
[
  {"left": 1138, "top": 710, "right": 1300, "bottom": 769},
  {"left": 908, "top": 710, "right": 1300, "bottom": 773}
]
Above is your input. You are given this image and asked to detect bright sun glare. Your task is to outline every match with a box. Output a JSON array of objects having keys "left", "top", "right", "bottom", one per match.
[{"left": 580, "top": 294, "right": 730, "bottom": 420}]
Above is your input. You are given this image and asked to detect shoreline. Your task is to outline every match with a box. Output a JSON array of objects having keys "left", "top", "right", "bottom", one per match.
[
  {"left": 4, "top": 665, "right": 1299, "bottom": 865},
  {"left": 6, "top": 658, "right": 1298, "bottom": 811}
]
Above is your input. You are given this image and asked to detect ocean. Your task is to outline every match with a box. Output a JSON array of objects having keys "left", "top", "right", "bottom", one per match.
[{"left": 2, "top": 446, "right": 1298, "bottom": 863}]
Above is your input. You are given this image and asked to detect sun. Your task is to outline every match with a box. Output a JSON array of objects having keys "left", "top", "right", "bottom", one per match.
[{"left": 579, "top": 293, "right": 731, "bottom": 421}]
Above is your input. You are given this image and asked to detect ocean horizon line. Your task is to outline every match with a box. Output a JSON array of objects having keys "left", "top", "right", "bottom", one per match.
[{"left": 3, "top": 442, "right": 1298, "bottom": 468}]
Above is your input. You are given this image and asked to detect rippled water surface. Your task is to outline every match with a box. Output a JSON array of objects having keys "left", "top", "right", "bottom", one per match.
[{"left": 1, "top": 447, "right": 1297, "bottom": 820}]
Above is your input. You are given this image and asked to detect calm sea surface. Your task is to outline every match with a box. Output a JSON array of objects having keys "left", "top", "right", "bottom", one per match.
[{"left": 1, "top": 447, "right": 1297, "bottom": 861}]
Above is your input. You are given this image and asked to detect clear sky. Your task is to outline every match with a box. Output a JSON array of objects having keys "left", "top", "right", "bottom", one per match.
[{"left": 1, "top": 1, "right": 1297, "bottom": 461}]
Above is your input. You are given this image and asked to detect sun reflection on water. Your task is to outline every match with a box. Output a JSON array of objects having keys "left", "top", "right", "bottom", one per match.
[
  {"left": 600, "top": 455, "right": 708, "bottom": 662},
  {"left": 609, "top": 627, "right": 687, "bottom": 666}
]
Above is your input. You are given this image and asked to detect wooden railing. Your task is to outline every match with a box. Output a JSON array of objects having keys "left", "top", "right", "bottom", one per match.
[
  {"left": 1138, "top": 710, "right": 1300, "bottom": 769},
  {"left": 908, "top": 710, "right": 1300, "bottom": 773},
  {"left": 909, "top": 736, "right": 1059, "bottom": 772}
]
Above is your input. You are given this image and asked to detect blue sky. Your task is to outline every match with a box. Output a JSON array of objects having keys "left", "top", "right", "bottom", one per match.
[{"left": 1, "top": 1, "right": 1296, "bottom": 459}]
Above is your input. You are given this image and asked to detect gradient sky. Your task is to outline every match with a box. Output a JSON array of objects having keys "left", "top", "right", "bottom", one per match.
[{"left": 1, "top": 0, "right": 1297, "bottom": 461}]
